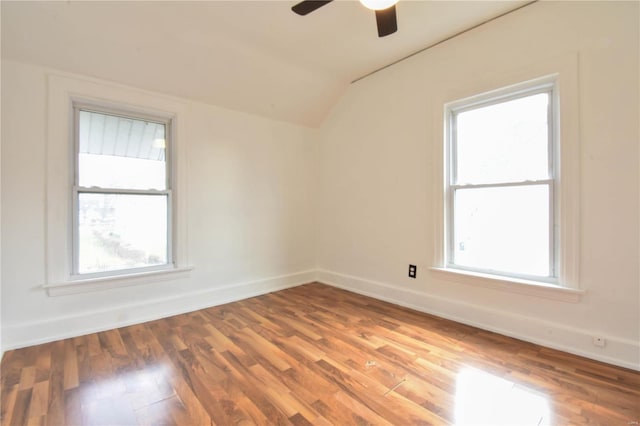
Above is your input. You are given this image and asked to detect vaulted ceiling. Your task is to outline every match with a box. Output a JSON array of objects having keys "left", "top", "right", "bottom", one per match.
[{"left": 1, "top": 1, "right": 531, "bottom": 127}]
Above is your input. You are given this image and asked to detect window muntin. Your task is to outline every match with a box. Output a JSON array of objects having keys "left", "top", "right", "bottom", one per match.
[
  {"left": 447, "top": 85, "right": 556, "bottom": 282},
  {"left": 73, "top": 106, "right": 172, "bottom": 276}
]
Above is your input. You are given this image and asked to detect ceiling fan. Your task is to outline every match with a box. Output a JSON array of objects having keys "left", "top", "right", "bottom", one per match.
[{"left": 291, "top": 0, "right": 399, "bottom": 38}]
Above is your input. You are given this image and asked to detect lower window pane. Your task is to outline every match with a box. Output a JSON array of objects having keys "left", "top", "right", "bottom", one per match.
[
  {"left": 77, "top": 193, "right": 168, "bottom": 274},
  {"left": 453, "top": 185, "right": 550, "bottom": 277}
]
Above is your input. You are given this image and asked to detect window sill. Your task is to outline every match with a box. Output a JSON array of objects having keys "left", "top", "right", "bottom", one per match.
[
  {"left": 44, "top": 266, "right": 194, "bottom": 296},
  {"left": 429, "top": 267, "right": 584, "bottom": 303}
]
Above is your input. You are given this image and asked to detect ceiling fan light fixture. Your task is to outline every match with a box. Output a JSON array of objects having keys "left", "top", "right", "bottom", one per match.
[
  {"left": 291, "top": 0, "right": 399, "bottom": 38},
  {"left": 358, "top": 0, "right": 398, "bottom": 11}
]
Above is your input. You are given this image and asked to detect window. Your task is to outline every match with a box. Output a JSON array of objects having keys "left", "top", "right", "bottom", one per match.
[
  {"left": 73, "top": 105, "right": 172, "bottom": 277},
  {"left": 445, "top": 81, "right": 557, "bottom": 283},
  {"left": 45, "top": 74, "right": 190, "bottom": 296}
]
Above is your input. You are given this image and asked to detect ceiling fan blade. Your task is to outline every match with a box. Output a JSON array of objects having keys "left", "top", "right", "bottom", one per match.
[
  {"left": 375, "top": 5, "right": 397, "bottom": 37},
  {"left": 291, "top": 0, "right": 333, "bottom": 16}
]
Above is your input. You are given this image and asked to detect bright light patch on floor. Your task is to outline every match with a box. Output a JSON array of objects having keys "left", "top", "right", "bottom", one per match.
[
  {"left": 455, "top": 367, "right": 551, "bottom": 425},
  {"left": 80, "top": 364, "right": 174, "bottom": 425}
]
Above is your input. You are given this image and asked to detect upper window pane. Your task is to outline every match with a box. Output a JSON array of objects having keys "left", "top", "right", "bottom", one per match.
[
  {"left": 454, "top": 93, "right": 549, "bottom": 185},
  {"left": 78, "top": 110, "right": 167, "bottom": 190}
]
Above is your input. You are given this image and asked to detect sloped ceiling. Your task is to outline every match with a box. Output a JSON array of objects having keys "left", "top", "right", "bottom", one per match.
[{"left": 1, "top": 1, "right": 531, "bottom": 127}]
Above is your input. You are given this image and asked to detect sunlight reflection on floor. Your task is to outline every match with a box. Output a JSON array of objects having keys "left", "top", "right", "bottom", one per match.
[
  {"left": 455, "top": 367, "right": 551, "bottom": 426},
  {"left": 81, "top": 364, "right": 175, "bottom": 425}
]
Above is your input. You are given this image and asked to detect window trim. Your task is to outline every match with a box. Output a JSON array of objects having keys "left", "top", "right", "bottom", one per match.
[
  {"left": 430, "top": 54, "right": 582, "bottom": 300},
  {"left": 45, "top": 73, "right": 191, "bottom": 296},
  {"left": 445, "top": 81, "right": 558, "bottom": 284},
  {"left": 71, "top": 103, "right": 174, "bottom": 279},
  {"left": 428, "top": 267, "right": 584, "bottom": 303}
]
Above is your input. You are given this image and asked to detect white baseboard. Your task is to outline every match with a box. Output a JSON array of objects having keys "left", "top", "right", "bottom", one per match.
[
  {"left": 317, "top": 269, "right": 640, "bottom": 371},
  {"left": 2, "top": 270, "right": 316, "bottom": 352},
  {"left": 5, "top": 268, "right": 638, "bottom": 372}
]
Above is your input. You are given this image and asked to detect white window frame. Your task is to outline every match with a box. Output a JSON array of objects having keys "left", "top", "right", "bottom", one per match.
[
  {"left": 445, "top": 81, "right": 558, "bottom": 284},
  {"left": 71, "top": 103, "right": 174, "bottom": 279},
  {"left": 45, "top": 73, "right": 192, "bottom": 296},
  {"left": 430, "top": 55, "right": 583, "bottom": 302}
]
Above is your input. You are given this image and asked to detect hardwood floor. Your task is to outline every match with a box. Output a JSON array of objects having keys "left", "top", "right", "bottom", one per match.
[{"left": 1, "top": 283, "right": 639, "bottom": 425}]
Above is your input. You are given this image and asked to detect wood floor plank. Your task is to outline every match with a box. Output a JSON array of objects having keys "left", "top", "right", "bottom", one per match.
[
  {"left": 2, "top": 283, "right": 639, "bottom": 425},
  {"left": 44, "top": 341, "right": 65, "bottom": 426},
  {"left": 26, "top": 381, "right": 48, "bottom": 419},
  {"left": 218, "top": 350, "right": 295, "bottom": 425},
  {"left": 33, "top": 345, "right": 52, "bottom": 385},
  {"left": 62, "top": 388, "right": 82, "bottom": 426},
  {"left": 17, "top": 367, "right": 35, "bottom": 392},
  {"left": 62, "top": 340, "right": 79, "bottom": 391},
  {"left": 0, "top": 385, "right": 18, "bottom": 426},
  {"left": 10, "top": 388, "right": 32, "bottom": 426}
]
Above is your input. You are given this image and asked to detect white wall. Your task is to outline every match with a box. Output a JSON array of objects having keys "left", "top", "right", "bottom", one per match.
[
  {"left": 1, "top": 60, "right": 318, "bottom": 349},
  {"left": 0, "top": 3, "right": 3, "bottom": 361},
  {"left": 1, "top": 1, "right": 638, "bottom": 371},
  {"left": 317, "top": 1, "right": 639, "bottom": 369}
]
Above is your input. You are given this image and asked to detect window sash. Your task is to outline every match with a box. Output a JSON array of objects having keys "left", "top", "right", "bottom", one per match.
[
  {"left": 447, "top": 181, "right": 556, "bottom": 282},
  {"left": 73, "top": 104, "right": 172, "bottom": 191},
  {"left": 449, "top": 86, "right": 554, "bottom": 187},
  {"left": 72, "top": 103, "right": 173, "bottom": 277},
  {"left": 446, "top": 84, "right": 557, "bottom": 282}
]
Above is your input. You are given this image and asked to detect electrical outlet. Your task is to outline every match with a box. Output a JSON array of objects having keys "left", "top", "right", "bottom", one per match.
[
  {"left": 408, "top": 264, "right": 417, "bottom": 279},
  {"left": 592, "top": 336, "right": 606, "bottom": 347}
]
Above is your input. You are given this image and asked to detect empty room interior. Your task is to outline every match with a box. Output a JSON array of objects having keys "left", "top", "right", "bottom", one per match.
[{"left": 1, "top": 0, "right": 639, "bottom": 425}]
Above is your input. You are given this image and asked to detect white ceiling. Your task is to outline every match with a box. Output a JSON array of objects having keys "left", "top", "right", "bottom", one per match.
[{"left": 1, "top": 1, "right": 531, "bottom": 127}]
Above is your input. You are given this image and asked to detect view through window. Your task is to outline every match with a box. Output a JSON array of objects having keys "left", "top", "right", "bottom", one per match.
[
  {"left": 447, "top": 85, "right": 557, "bottom": 281},
  {"left": 74, "top": 107, "right": 172, "bottom": 275}
]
